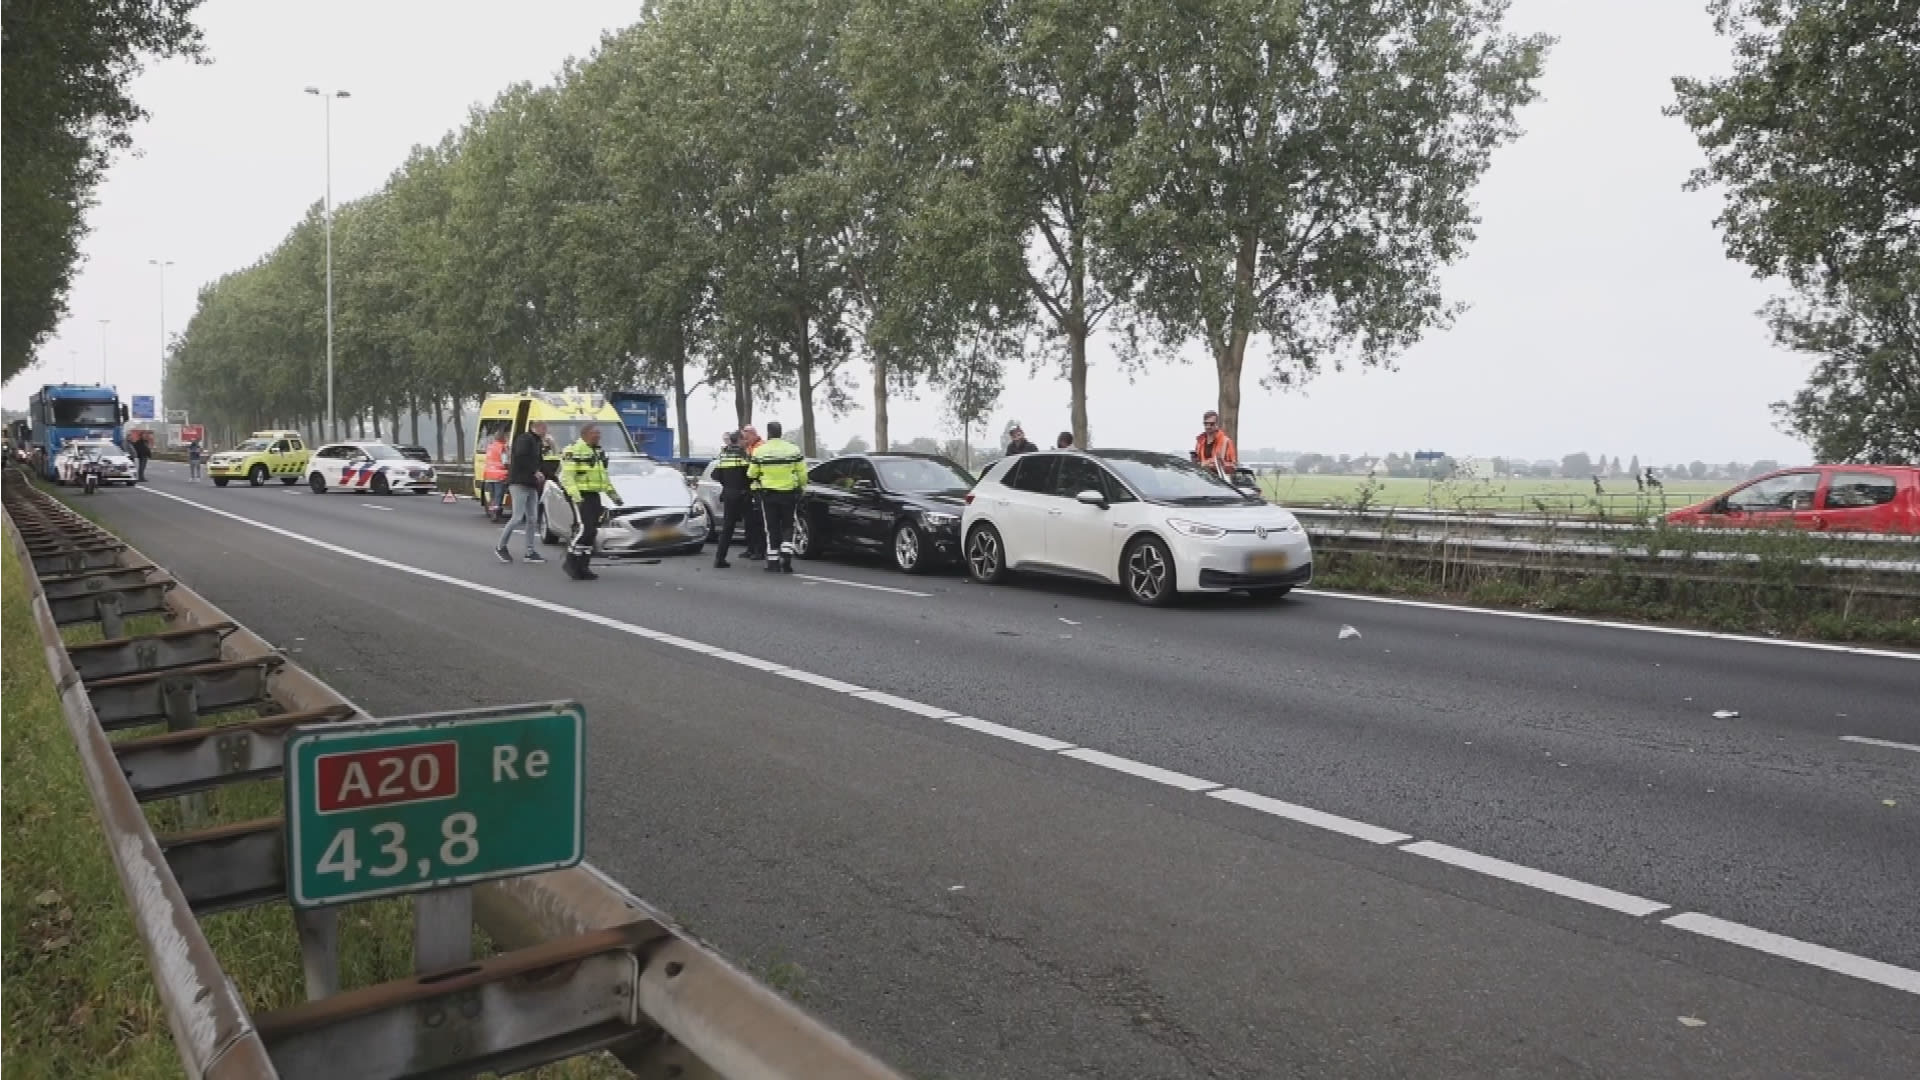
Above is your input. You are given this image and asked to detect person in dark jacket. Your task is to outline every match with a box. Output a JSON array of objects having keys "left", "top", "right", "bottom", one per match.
[
  {"left": 709, "top": 431, "right": 754, "bottom": 568},
  {"left": 131, "top": 430, "right": 153, "bottom": 481},
  {"left": 494, "top": 422, "right": 549, "bottom": 563},
  {"left": 1004, "top": 424, "right": 1037, "bottom": 455}
]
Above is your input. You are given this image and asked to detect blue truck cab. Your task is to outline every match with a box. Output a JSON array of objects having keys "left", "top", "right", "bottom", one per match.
[
  {"left": 609, "top": 391, "right": 675, "bottom": 460},
  {"left": 25, "top": 384, "right": 127, "bottom": 480}
]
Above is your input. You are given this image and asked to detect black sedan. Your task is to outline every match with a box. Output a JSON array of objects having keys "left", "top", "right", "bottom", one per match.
[{"left": 790, "top": 453, "right": 974, "bottom": 573}]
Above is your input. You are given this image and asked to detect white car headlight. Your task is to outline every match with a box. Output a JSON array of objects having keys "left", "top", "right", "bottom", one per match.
[{"left": 1166, "top": 518, "right": 1226, "bottom": 539}]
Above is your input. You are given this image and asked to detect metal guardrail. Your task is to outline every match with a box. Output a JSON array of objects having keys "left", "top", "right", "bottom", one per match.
[
  {"left": 1286, "top": 506, "right": 1920, "bottom": 546},
  {"left": 2, "top": 468, "right": 904, "bottom": 1080}
]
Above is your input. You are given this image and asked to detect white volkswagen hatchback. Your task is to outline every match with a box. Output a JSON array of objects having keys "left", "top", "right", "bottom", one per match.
[{"left": 961, "top": 449, "right": 1311, "bottom": 606}]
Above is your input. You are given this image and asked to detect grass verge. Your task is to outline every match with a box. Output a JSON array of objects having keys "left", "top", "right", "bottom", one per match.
[{"left": 2, "top": 527, "right": 623, "bottom": 1078}]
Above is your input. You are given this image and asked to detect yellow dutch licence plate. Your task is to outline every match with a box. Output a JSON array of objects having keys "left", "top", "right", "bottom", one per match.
[{"left": 1247, "top": 552, "right": 1290, "bottom": 574}]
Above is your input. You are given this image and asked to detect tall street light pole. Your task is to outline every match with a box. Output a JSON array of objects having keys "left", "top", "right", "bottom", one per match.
[
  {"left": 305, "top": 86, "right": 350, "bottom": 438},
  {"left": 98, "top": 319, "right": 111, "bottom": 384},
  {"left": 149, "top": 259, "right": 174, "bottom": 404}
]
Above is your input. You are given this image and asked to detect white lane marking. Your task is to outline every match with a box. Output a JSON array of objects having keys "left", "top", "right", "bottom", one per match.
[
  {"left": 793, "top": 573, "right": 931, "bottom": 598},
  {"left": 360, "top": 503, "right": 392, "bottom": 512},
  {"left": 1401, "top": 841, "right": 1668, "bottom": 917},
  {"left": 852, "top": 690, "right": 957, "bottom": 719},
  {"left": 1839, "top": 735, "right": 1920, "bottom": 755},
  {"left": 1208, "top": 788, "right": 1412, "bottom": 846},
  {"left": 944, "top": 716, "right": 1076, "bottom": 752},
  {"left": 1663, "top": 913, "right": 1920, "bottom": 996},
  {"left": 1296, "top": 588, "right": 1920, "bottom": 661},
  {"left": 129, "top": 485, "right": 1920, "bottom": 995},
  {"left": 776, "top": 669, "right": 868, "bottom": 694},
  {"left": 1059, "top": 748, "right": 1219, "bottom": 792},
  {"left": 707, "top": 649, "right": 791, "bottom": 673}
]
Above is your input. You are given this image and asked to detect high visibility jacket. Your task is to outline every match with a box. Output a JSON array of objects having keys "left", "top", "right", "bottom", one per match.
[
  {"left": 712, "top": 446, "right": 752, "bottom": 500},
  {"left": 483, "top": 441, "right": 509, "bottom": 481},
  {"left": 748, "top": 438, "right": 807, "bottom": 493},
  {"left": 1195, "top": 429, "right": 1237, "bottom": 471},
  {"left": 559, "top": 439, "right": 614, "bottom": 499}
]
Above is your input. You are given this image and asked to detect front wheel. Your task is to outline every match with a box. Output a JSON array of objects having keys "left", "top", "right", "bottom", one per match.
[
  {"left": 248, "top": 464, "right": 268, "bottom": 487},
  {"left": 892, "top": 521, "right": 929, "bottom": 574},
  {"left": 541, "top": 507, "right": 561, "bottom": 546},
  {"left": 371, "top": 474, "right": 390, "bottom": 496},
  {"left": 309, "top": 473, "right": 327, "bottom": 494},
  {"left": 1123, "top": 535, "right": 1177, "bottom": 607},
  {"left": 212, "top": 476, "right": 229, "bottom": 488},
  {"left": 965, "top": 524, "right": 1009, "bottom": 584}
]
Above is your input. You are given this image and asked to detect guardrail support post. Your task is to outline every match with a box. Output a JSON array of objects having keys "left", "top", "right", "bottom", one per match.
[
  {"left": 95, "top": 590, "right": 124, "bottom": 639},
  {"left": 416, "top": 887, "right": 474, "bottom": 974},
  {"left": 161, "top": 675, "right": 208, "bottom": 826},
  {"left": 296, "top": 908, "right": 341, "bottom": 1000}
]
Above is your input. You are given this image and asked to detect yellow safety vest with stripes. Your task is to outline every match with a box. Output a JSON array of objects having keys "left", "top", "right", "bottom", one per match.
[{"left": 747, "top": 438, "right": 807, "bottom": 493}]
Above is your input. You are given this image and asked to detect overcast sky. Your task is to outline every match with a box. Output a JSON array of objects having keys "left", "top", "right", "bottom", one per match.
[{"left": 5, "top": 0, "right": 1812, "bottom": 465}]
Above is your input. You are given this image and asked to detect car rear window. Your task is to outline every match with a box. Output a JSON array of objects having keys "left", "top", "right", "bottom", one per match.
[{"left": 1824, "top": 472, "right": 1898, "bottom": 509}]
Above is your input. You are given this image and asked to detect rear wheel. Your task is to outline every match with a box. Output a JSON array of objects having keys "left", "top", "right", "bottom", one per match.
[
  {"left": 308, "top": 473, "right": 327, "bottom": 494},
  {"left": 965, "top": 524, "right": 1009, "bottom": 584},
  {"left": 1123, "top": 535, "right": 1177, "bottom": 607},
  {"left": 212, "top": 476, "right": 229, "bottom": 488},
  {"left": 892, "top": 521, "right": 928, "bottom": 574},
  {"left": 248, "top": 464, "right": 268, "bottom": 487},
  {"left": 791, "top": 512, "right": 820, "bottom": 558}
]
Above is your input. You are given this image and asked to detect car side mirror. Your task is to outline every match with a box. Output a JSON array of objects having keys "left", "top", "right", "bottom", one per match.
[
  {"left": 852, "top": 478, "right": 877, "bottom": 492},
  {"left": 1075, "top": 489, "right": 1108, "bottom": 508}
]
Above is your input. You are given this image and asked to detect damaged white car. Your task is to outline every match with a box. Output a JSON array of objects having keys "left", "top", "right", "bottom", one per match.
[{"left": 541, "top": 453, "right": 710, "bottom": 557}]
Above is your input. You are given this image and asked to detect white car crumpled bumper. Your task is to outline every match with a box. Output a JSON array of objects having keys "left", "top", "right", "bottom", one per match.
[
  {"left": 1171, "top": 529, "right": 1314, "bottom": 593},
  {"left": 594, "top": 507, "right": 710, "bottom": 554}
]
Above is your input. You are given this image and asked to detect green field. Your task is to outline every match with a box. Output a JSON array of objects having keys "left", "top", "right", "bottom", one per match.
[{"left": 1260, "top": 473, "right": 1725, "bottom": 513}]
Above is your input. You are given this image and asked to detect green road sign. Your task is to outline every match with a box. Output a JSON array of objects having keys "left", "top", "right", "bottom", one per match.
[{"left": 285, "top": 702, "right": 584, "bottom": 909}]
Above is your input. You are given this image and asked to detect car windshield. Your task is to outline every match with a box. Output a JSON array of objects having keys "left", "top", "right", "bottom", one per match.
[
  {"left": 539, "top": 423, "right": 636, "bottom": 455},
  {"left": 232, "top": 439, "right": 271, "bottom": 452},
  {"left": 876, "top": 457, "right": 974, "bottom": 493},
  {"left": 1096, "top": 451, "right": 1262, "bottom": 505},
  {"left": 51, "top": 400, "right": 119, "bottom": 426}
]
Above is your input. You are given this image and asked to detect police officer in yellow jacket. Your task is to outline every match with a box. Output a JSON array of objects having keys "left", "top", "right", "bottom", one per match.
[
  {"left": 747, "top": 421, "right": 807, "bottom": 573},
  {"left": 558, "top": 425, "right": 621, "bottom": 581}
]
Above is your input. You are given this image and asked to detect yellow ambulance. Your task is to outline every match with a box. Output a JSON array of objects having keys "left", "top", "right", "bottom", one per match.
[
  {"left": 207, "top": 429, "right": 310, "bottom": 488},
  {"left": 471, "top": 391, "right": 636, "bottom": 507}
]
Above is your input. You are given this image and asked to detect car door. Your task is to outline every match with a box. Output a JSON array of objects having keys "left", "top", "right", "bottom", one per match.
[
  {"left": 1719, "top": 470, "right": 1821, "bottom": 529},
  {"left": 1817, "top": 470, "right": 1901, "bottom": 532},
  {"left": 840, "top": 459, "right": 891, "bottom": 549},
  {"left": 800, "top": 459, "right": 850, "bottom": 546},
  {"left": 990, "top": 455, "right": 1058, "bottom": 567},
  {"left": 1043, "top": 456, "right": 1126, "bottom": 578}
]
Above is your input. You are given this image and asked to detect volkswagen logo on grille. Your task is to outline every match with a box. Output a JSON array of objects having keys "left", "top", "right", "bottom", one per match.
[{"left": 1254, "top": 525, "right": 1268, "bottom": 539}]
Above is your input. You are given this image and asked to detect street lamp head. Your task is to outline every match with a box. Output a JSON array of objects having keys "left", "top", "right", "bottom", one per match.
[
  {"left": 335, "top": 90, "right": 351, "bottom": 99},
  {"left": 304, "top": 85, "right": 321, "bottom": 95}
]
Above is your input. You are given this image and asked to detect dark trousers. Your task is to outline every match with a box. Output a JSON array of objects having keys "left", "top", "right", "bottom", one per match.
[
  {"left": 567, "top": 492, "right": 602, "bottom": 575},
  {"left": 714, "top": 497, "right": 748, "bottom": 562},
  {"left": 743, "top": 492, "right": 766, "bottom": 557},
  {"left": 759, "top": 490, "right": 798, "bottom": 561},
  {"left": 136, "top": 455, "right": 149, "bottom": 481}
]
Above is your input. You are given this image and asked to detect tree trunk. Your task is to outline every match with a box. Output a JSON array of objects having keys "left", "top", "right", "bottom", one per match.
[
  {"left": 732, "top": 352, "right": 754, "bottom": 428},
  {"left": 1215, "top": 227, "right": 1259, "bottom": 445},
  {"left": 797, "top": 343, "right": 818, "bottom": 459},
  {"left": 872, "top": 352, "right": 889, "bottom": 451},
  {"left": 432, "top": 398, "right": 446, "bottom": 461},
  {"left": 671, "top": 330, "right": 692, "bottom": 458},
  {"left": 372, "top": 410, "right": 383, "bottom": 440},
  {"left": 1067, "top": 226, "right": 1090, "bottom": 448},
  {"left": 450, "top": 396, "right": 466, "bottom": 465},
  {"left": 409, "top": 391, "right": 421, "bottom": 447}
]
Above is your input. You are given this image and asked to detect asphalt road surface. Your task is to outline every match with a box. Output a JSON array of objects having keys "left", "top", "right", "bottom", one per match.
[{"left": 81, "top": 463, "right": 1920, "bottom": 1078}]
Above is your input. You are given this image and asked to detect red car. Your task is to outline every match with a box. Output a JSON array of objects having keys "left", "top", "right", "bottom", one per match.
[{"left": 1665, "top": 465, "right": 1920, "bottom": 535}]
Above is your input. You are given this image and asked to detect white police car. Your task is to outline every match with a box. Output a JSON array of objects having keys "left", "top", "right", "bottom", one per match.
[{"left": 305, "top": 441, "right": 437, "bottom": 495}]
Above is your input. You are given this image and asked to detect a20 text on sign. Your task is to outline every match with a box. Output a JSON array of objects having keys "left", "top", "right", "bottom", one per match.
[{"left": 284, "top": 703, "right": 585, "bottom": 908}]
